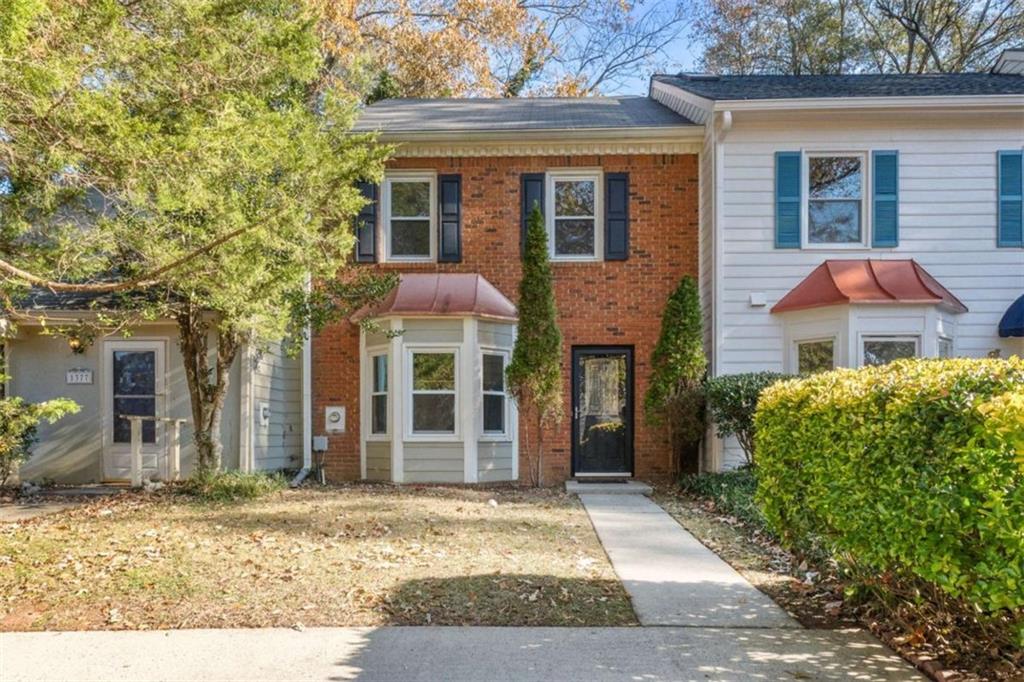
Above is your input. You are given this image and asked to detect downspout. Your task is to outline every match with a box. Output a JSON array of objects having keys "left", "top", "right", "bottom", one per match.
[{"left": 290, "top": 275, "right": 314, "bottom": 487}]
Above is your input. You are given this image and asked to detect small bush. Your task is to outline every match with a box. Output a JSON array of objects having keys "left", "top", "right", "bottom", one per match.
[
  {"left": 755, "top": 358, "right": 1024, "bottom": 628},
  {"left": 678, "top": 470, "right": 766, "bottom": 530},
  {"left": 181, "top": 470, "right": 287, "bottom": 502},
  {"left": 0, "top": 390, "right": 79, "bottom": 486},
  {"left": 704, "top": 371, "right": 788, "bottom": 465}
]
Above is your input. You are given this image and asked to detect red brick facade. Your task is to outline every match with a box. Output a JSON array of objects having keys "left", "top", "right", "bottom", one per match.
[{"left": 313, "top": 153, "right": 699, "bottom": 483}]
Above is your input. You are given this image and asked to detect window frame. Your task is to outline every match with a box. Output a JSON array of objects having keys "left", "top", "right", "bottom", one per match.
[
  {"left": 404, "top": 346, "right": 461, "bottom": 441},
  {"left": 938, "top": 336, "right": 954, "bottom": 359},
  {"left": 382, "top": 171, "right": 437, "bottom": 263},
  {"left": 794, "top": 336, "right": 836, "bottom": 375},
  {"left": 480, "top": 348, "right": 511, "bottom": 441},
  {"left": 367, "top": 350, "right": 389, "bottom": 439},
  {"left": 545, "top": 170, "right": 604, "bottom": 261},
  {"left": 802, "top": 151, "right": 870, "bottom": 249},
  {"left": 860, "top": 334, "right": 920, "bottom": 367}
]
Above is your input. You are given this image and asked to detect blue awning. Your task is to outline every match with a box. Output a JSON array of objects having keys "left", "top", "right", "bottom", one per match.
[{"left": 999, "top": 294, "right": 1024, "bottom": 338}]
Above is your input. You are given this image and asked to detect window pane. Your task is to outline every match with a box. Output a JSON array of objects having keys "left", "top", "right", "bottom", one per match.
[
  {"left": 554, "top": 218, "right": 595, "bottom": 255},
  {"left": 412, "top": 394, "right": 455, "bottom": 432},
  {"left": 113, "top": 397, "right": 156, "bottom": 444},
  {"left": 863, "top": 339, "right": 916, "bottom": 366},
  {"left": 555, "top": 180, "right": 595, "bottom": 216},
  {"left": 483, "top": 394, "right": 504, "bottom": 433},
  {"left": 413, "top": 353, "right": 455, "bottom": 390},
  {"left": 809, "top": 200, "right": 861, "bottom": 243},
  {"left": 938, "top": 338, "right": 953, "bottom": 359},
  {"left": 798, "top": 340, "right": 834, "bottom": 375},
  {"left": 482, "top": 354, "right": 504, "bottom": 392},
  {"left": 390, "top": 181, "right": 430, "bottom": 217},
  {"left": 390, "top": 219, "right": 431, "bottom": 256},
  {"left": 114, "top": 351, "right": 155, "bottom": 395},
  {"left": 809, "top": 157, "right": 861, "bottom": 198},
  {"left": 371, "top": 394, "right": 387, "bottom": 434},
  {"left": 373, "top": 355, "right": 387, "bottom": 393}
]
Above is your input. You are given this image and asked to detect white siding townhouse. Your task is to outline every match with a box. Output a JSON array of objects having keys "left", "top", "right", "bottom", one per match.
[{"left": 651, "top": 49, "right": 1024, "bottom": 469}]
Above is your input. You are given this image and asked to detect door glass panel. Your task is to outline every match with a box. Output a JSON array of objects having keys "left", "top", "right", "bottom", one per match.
[
  {"left": 112, "top": 350, "right": 156, "bottom": 444},
  {"left": 575, "top": 353, "right": 629, "bottom": 474}
]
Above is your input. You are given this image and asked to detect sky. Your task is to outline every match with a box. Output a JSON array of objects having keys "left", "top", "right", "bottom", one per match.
[{"left": 603, "top": 21, "right": 701, "bottom": 95}]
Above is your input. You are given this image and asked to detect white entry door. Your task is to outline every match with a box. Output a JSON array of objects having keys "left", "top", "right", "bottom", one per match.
[{"left": 103, "top": 340, "right": 166, "bottom": 481}]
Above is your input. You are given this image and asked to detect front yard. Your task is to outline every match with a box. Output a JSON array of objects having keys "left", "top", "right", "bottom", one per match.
[{"left": 0, "top": 485, "right": 635, "bottom": 630}]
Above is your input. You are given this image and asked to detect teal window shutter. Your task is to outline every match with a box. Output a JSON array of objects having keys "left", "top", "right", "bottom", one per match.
[
  {"left": 998, "top": 150, "right": 1023, "bottom": 248},
  {"left": 872, "top": 150, "right": 899, "bottom": 247},
  {"left": 775, "top": 152, "right": 801, "bottom": 248}
]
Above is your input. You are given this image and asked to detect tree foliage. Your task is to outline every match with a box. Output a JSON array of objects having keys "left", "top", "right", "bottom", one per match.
[
  {"left": 695, "top": 0, "right": 1024, "bottom": 74},
  {"left": 644, "top": 276, "right": 706, "bottom": 470},
  {"left": 506, "top": 204, "right": 563, "bottom": 485},
  {"left": 704, "top": 371, "right": 788, "bottom": 465},
  {"left": 0, "top": 0, "right": 392, "bottom": 472}
]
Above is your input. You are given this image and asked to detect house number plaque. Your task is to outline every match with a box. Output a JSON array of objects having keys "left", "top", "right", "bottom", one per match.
[{"left": 66, "top": 369, "right": 94, "bottom": 385}]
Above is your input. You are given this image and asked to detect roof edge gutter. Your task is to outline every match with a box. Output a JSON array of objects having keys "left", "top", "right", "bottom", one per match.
[
  {"left": 712, "top": 94, "right": 1024, "bottom": 112},
  {"left": 364, "top": 125, "right": 704, "bottom": 145}
]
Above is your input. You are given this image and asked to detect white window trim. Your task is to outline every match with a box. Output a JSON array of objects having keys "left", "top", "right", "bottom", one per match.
[
  {"left": 860, "top": 334, "right": 920, "bottom": 367},
  {"left": 404, "top": 345, "right": 461, "bottom": 441},
  {"left": 793, "top": 336, "right": 837, "bottom": 375},
  {"left": 545, "top": 170, "right": 603, "bottom": 261},
  {"left": 802, "top": 151, "right": 870, "bottom": 250},
  {"left": 479, "top": 348, "right": 511, "bottom": 442},
  {"left": 366, "top": 348, "right": 390, "bottom": 441},
  {"left": 383, "top": 171, "right": 437, "bottom": 263}
]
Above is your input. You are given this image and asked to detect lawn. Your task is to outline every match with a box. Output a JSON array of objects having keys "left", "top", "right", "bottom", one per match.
[{"left": 0, "top": 485, "right": 635, "bottom": 630}]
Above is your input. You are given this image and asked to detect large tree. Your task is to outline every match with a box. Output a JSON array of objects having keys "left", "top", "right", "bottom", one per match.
[
  {"left": 0, "top": 0, "right": 392, "bottom": 472},
  {"left": 695, "top": 0, "right": 1024, "bottom": 74}
]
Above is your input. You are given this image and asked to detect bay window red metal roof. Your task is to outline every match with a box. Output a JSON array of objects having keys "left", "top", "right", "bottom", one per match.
[
  {"left": 353, "top": 273, "right": 517, "bottom": 321},
  {"left": 771, "top": 259, "right": 968, "bottom": 314}
]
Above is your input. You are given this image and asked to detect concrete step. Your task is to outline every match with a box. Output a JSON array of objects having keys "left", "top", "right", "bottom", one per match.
[{"left": 565, "top": 480, "right": 652, "bottom": 496}]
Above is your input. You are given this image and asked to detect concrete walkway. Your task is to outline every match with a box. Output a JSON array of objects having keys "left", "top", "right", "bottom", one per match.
[
  {"left": 0, "top": 626, "right": 922, "bottom": 681},
  {"left": 580, "top": 493, "right": 799, "bottom": 628}
]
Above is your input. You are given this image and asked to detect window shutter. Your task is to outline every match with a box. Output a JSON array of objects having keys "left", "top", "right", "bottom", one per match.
[
  {"left": 521, "top": 173, "right": 545, "bottom": 257},
  {"left": 604, "top": 173, "right": 629, "bottom": 260},
  {"left": 438, "top": 174, "right": 462, "bottom": 262},
  {"left": 872, "top": 150, "right": 899, "bottom": 247},
  {"left": 775, "top": 152, "right": 801, "bottom": 249},
  {"left": 998, "top": 150, "right": 1023, "bottom": 248},
  {"left": 355, "top": 181, "right": 378, "bottom": 263}
]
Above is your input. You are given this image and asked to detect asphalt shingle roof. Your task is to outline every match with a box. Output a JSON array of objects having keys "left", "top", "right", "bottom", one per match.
[
  {"left": 353, "top": 96, "right": 697, "bottom": 133},
  {"left": 652, "top": 72, "right": 1024, "bottom": 101},
  {"left": 15, "top": 288, "right": 168, "bottom": 312}
]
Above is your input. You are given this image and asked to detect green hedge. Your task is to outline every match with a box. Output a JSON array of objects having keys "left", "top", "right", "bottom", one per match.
[{"left": 755, "top": 358, "right": 1024, "bottom": 616}]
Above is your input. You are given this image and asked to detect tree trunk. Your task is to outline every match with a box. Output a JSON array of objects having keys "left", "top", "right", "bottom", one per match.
[{"left": 176, "top": 304, "right": 241, "bottom": 475}]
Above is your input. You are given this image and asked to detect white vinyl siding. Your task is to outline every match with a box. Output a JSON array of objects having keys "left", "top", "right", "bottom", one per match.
[{"left": 251, "top": 341, "right": 302, "bottom": 471}]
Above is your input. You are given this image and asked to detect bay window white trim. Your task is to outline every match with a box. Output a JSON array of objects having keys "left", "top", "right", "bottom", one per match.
[
  {"left": 365, "top": 348, "right": 390, "bottom": 441},
  {"left": 403, "top": 345, "right": 461, "bottom": 441},
  {"left": 545, "top": 169, "right": 603, "bottom": 261},
  {"left": 382, "top": 171, "right": 437, "bottom": 262}
]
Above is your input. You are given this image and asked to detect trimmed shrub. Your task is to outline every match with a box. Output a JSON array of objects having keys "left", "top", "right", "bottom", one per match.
[
  {"left": 679, "top": 470, "right": 766, "bottom": 530},
  {"left": 755, "top": 357, "right": 1024, "bottom": 618},
  {"left": 0, "top": 391, "right": 79, "bottom": 486},
  {"left": 705, "top": 371, "right": 788, "bottom": 465},
  {"left": 180, "top": 470, "right": 287, "bottom": 502}
]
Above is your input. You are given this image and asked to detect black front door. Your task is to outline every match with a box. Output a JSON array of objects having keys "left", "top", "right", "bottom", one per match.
[{"left": 572, "top": 346, "right": 634, "bottom": 476}]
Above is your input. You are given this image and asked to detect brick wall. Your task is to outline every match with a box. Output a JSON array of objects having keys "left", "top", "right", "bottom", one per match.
[{"left": 313, "top": 153, "right": 699, "bottom": 483}]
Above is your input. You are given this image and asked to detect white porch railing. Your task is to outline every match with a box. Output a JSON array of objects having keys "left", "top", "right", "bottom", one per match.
[{"left": 119, "top": 415, "right": 188, "bottom": 487}]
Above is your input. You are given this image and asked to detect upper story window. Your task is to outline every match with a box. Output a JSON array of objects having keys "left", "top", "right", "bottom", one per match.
[
  {"left": 547, "top": 172, "right": 602, "bottom": 260},
  {"left": 384, "top": 172, "right": 436, "bottom": 261},
  {"left": 806, "top": 154, "right": 865, "bottom": 246}
]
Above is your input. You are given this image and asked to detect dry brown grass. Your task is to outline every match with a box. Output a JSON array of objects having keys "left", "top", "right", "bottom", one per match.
[{"left": 0, "top": 484, "right": 635, "bottom": 630}]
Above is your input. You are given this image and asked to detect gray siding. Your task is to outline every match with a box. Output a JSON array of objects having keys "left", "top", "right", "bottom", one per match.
[
  {"left": 365, "top": 441, "right": 391, "bottom": 480},
  {"left": 401, "top": 319, "right": 463, "bottom": 344},
  {"left": 477, "top": 441, "right": 514, "bottom": 482},
  {"left": 402, "top": 441, "right": 464, "bottom": 483},
  {"left": 251, "top": 341, "right": 302, "bottom": 471}
]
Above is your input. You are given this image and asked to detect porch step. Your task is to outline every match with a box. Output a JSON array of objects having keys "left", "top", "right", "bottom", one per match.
[{"left": 565, "top": 480, "right": 652, "bottom": 496}]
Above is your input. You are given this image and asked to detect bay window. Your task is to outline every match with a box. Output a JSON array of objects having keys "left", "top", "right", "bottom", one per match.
[
  {"left": 409, "top": 350, "right": 457, "bottom": 434},
  {"left": 796, "top": 338, "right": 835, "bottom": 375},
  {"left": 862, "top": 336, "right": 918, "bottom": 366},
  {"left": 370, "top": 353, "right": 388, "bottom": 435},
  {"left": 481, "top": 352, "right": 508, "bottom": 437}
]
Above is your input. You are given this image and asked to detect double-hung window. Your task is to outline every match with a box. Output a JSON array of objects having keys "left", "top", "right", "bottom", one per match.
[
  {"left": 384, "top": 173, "right": 436, "bottom": 261},
  {"left": 806, "top": 154, "right": 865, "bottom": 246},
  {"left": 481, "top": 352, "right": 509, "bottom": 438},
  {"left": 369, "top": 353, "right": 388, "bottom": 436},
  {"left": 547, "top": 172, "right": 602, "bottom": 260},
  {"left": 409, "top": 350, "right": 457, "bottom": 435}
]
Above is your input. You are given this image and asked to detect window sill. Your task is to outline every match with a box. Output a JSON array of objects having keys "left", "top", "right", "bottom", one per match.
[
  {"left": 366, "top": 434, "right": 390, "bottom": 442},
  {"left": 479, "top": 434, "right": 513, "bottom": 443},
  {"left": 403, "top": 433, "right": 462, "bottom": 443},
  {"left": 551, "top": 256, "right": 603, "bottom": 263}
]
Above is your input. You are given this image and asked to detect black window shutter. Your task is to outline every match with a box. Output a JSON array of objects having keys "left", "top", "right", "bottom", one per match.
[
  {"left": 605, "top": 173, "right": 629, "bottom": 260},
  {"left": 438, "top": 174, "right": 462, "bottom": 262},
  {"left": 521, "top": 173, "right": 545, "bottom": 257},
  {"left": 355, "top": 181, "right": 378, "bottom": 263}
]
